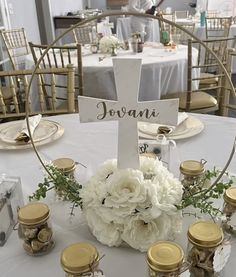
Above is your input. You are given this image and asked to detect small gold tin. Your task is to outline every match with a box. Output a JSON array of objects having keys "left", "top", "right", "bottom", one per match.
[
  {"left": 53, "top": 158, "right": 76, "bottom": 173},
  {"left": 187, "top": 221, "right": 224, "bottom": 248},
  {"left": 61, "top": 242, "right": 99, "bottom": 275},
  {"left": 180, "top": 160, "right": 205, "bottom": 176},
  {"left": 18, "top": 202, "right": 50, "bottom": 225},
  {"left": 52, "top": 158, "right": 76, "bottom": 179},
  {"left": 224, "top": 187, "right": 236, "bottom": 207},
  {"left": 147, "top": 241, "right": 184, "bottom": 273}
]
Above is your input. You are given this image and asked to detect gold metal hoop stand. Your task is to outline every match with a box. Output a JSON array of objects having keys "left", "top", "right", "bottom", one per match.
[{"left": 25, "top": 11, "right": 236, "bottom": 179}]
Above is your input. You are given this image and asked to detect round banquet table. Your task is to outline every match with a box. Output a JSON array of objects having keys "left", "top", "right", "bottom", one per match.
[
  {"left": 25, "top": 45, "right": 199, "bottom": 111},
  {"left": 81, "top": 45, "right": 199, "bottom": 101},
  {"left": 0, "top": 113, "right": 236, "bottom": 276}
]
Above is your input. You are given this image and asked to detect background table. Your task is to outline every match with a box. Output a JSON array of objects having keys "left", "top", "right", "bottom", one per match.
[
  {"left": 26, "top": 45, "right": 199, "bottom": 111},
  {"left": 1, "top": 113, "right": 236, "bottom": 276}
]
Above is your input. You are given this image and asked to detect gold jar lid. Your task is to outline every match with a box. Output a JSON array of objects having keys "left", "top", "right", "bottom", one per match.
[
  {"left": 18, "top": 202, "right": 50, "bottom": 225},
  {"left": 180, "top": 160, "right": 205, "bottom": 176},
  {"left": 224, "top": 187, "right": 236, "bottom": 206},
  {"left": 147, "top": 241, "right": 184, "bottom": 273},
  {"left": 61, "top": 243, "right": 99, "bottom": 274},
  {"left": 187, "top": 221, "right": 223, "bottom": 248},
  {"left": 52, "top": 158, "right": 76, "bottom": 173}
]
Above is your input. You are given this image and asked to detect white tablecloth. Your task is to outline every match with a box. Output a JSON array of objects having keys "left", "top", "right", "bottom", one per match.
[
  {"left": 1, "top": 113, "right": 236, "bottom": 276},
  {"left": 25, "top": 45, "right": 199, "bottom": 111}
]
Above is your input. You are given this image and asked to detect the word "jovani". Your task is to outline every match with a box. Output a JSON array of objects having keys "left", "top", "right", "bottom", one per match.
[{"left": 96, "top": 101, "right": 159, "bottom": 120}]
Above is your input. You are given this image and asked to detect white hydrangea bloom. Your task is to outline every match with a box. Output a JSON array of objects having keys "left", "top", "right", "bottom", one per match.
[
  {"left": 99, "top": 35, "right": 120, "bottom": 53},
  {"left": 84, "top": 208, "right": 123, "bottom": 247}
]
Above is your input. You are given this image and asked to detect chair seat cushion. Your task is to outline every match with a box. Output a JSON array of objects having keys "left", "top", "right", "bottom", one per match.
[
  {"left": 162, "top": 91, "right": 217, "bottom": 110},
  {"left": 200, "top": 72, "right": 219, "bottom": 85},
  {"left": 179, "top": 91, "right": 217, "bottom": 110}
]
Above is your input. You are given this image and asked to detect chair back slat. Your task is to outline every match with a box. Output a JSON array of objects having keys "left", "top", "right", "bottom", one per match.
[
  {"left": 37, "top": 74, "right": 46, "bottom": 112},
  {"left": 10, "top": 76, "right": 20, "bottom": 114}
]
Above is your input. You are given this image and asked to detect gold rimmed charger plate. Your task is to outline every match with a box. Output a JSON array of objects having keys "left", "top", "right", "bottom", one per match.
[
  {"left": 0, "top": 120, "right": 64, "bottom": 150},
  {"left": 138, "top": 115, "right": 204, "bottom": 140}
]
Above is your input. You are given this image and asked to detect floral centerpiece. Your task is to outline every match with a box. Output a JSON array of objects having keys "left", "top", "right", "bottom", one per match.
[
  {"left": 80, "top": 157, "right": 183, "bottom": 252},
  {"left": 31, "top": 142, "right": 236, "bottom": 252},
  {"left": 99, "top": 35, "right": 120, "bottom": 54}
]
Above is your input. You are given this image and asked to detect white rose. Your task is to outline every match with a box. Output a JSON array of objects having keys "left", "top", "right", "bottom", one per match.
[
  {"left": 149, "top": 168, "right": 183, "bottom": 214},
  {"left": 95, "top": 205, "right": 134, "bottom": 224},
  {"left": 104, "top": 169, "right": 147, "bottom": 208},
  {"left": 84, "top": 208, "right": 122, "bottom": 247},
  {"left": 80, "top": 179, "right": 108, "bottom": 208},
  {"left": 81, "top": 159, "right": 117, "bottom": 207},
  {"left": 99, "top": 35, "right": 119, "bottom": 53},
  {"left": 121, "top": 213, "right": 174, "bottom": 252},
  {"left": 140, "top": 156, "right": 163, "bottom": 176},
  {"left": 92, "top": 159, "right": 117, "bottom": 182}
]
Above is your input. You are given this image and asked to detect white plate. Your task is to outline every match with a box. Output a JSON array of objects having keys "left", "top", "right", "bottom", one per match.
[
  {"left": 138, "top": 115, "right": 204, "bottom": 140},
  {"left": 0, "top": 120, "right": 64, "bottom": 150},
  {"left": 0, "top": 120, "right": 58, "bottom": 144}
]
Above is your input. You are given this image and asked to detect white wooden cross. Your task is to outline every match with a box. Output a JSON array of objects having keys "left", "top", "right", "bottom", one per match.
[{"left": 78, "top": 59, "right": 179, "bottom": 169}]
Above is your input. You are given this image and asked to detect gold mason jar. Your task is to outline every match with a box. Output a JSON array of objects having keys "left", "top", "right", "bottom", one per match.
[
  {"left": 147, "top": 241, "right": 185, "bottom": 277},
  {"left": 187, "top": 221, "right": 224, "bottom": 277},
  {"left": 61, "top": 242, "right": 101, "bottom": 277},
  {"left": 222, "top": 187, "right": 236, "bottom": 236},
  {"left": 17, "top": 202, "right": 54, "bottom": 255},
  {"left": 180, "top": 159, "right": 206, "bottom": 197},
  {"left": 52, "top": 158, "right": 76, "bottom": 179}
]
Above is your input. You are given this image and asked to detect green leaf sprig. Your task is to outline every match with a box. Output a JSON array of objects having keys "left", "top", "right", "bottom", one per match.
[
  {"left": 29, "top": 164, "right": 83, "bottom": 214},
  {"left": 177, "top": 167, "right": 234, "bottom": 220}
]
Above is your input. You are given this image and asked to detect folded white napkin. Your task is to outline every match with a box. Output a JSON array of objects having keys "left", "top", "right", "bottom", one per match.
[
  {"left": 15, "top": 114, "right": 42, "bottom": 142},
  {"left": 139, "top": 112, "right": 188, "bottom": 136}
]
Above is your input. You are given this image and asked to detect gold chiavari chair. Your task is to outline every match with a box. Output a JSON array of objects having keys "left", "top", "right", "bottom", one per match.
[
  {"left": 205, "top": 17, "right": 232, "bottom": 39},
  {"left": 174, "top": 10, "right": 189, "bottom": 20},
  {"left": 198, "top": 37, "right": 236, "bottom": 91},
  {"left": 219, "top": 48, "right": 236, "bottom": 116},
  {"left": 207, "top": 10, "right": 219, "bottom": 18},
  {"left": 0, "top": 65, "right": 75, "bottom": 120},
  {"left": 172, "top": 23, "right": 195, "bottom": 45},
  {"left": 28, "top": 43, "right": 84, "bottom": 97},
  {"left": 159, "top": 13, "right": 175, "bottom": 31},
  {"left": 72, "top": 22, "right": 98, "bottom": 45},
  {"left": 161, "top": 38, "right": 235, "bottom": 114},
  {"left": 0, "top": 28, "right": 31, "bottom": 70},
  {"left": 158, "top": 13, "right": 175, "bottom": 43}
]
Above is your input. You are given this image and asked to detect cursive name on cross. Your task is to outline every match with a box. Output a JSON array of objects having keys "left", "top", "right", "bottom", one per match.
[{"left": 78, "top": 58, "right": 179, "bottom": 169}]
